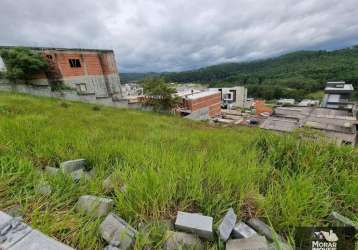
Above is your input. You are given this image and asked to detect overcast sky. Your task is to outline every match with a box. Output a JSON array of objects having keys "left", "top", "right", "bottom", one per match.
[{"left": 1, "top": 0, "right": 358, "bottom": 72}]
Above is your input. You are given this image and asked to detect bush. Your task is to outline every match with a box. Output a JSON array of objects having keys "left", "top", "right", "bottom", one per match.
[{"left": 0, "top": 47, "right": 48, "bottom": 83}]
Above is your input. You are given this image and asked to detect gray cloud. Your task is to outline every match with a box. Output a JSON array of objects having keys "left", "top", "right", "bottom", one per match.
[{"left": 1, "top": 0, "right": 358, "bottom": 72}]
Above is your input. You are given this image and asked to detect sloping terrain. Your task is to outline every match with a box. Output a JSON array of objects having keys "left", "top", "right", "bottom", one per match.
[{"left": 0, "top": 92, "right": 357, "bottom": 249}]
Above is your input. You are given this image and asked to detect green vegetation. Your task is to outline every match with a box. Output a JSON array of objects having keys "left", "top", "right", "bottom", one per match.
[
  {"left": 164, "top": 46, "right": 358, "bottom": 100},
  {"left": 142, "top": 77, "right": 180, "bottom": 111},
  {"left": 0, "top": 47, "right": 48, "bottom": 83},
  {"left": 0, "top": 92, "right": 357, "bottom": 249}
]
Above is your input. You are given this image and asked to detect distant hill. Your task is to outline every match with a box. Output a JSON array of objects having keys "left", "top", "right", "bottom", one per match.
[
  {"left": 164, "top": 46, "right": 358, "bottom": 100},
  {"left": 120, "top": 72, "right": 162, "bottom": 83}
]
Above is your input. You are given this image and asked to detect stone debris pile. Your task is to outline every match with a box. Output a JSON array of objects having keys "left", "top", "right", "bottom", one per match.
[{"left": 165, "top": 209, "right": 293, "bottom": 250}]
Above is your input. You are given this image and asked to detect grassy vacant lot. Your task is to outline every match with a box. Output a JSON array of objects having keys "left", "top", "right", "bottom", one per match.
[{"left": 0, "top": 92, "right": 357, "bottom": 249}]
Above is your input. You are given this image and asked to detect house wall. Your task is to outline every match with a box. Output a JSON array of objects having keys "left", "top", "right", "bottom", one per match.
[
  {"left": 25, "top": 49, "right": 122, "bottom": 99},
  {"left": 184, "top": 93, "right": 221, "bottom": 117}
]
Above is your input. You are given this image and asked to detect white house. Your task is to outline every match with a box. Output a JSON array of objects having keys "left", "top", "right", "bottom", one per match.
[
  {"left": 209, "top": 86, "right": 247, "bottom": 108},
  {"left": 0, "top": 56, "right": 6, "bottom": 72}
]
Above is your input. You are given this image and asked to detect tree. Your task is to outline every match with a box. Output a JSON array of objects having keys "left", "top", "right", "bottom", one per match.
[
  {"left": 0, "top": 47, "right": 48, "bottom": 83},
  {"left": 141, "top": 77, "right": 180, "bottom": 111}
]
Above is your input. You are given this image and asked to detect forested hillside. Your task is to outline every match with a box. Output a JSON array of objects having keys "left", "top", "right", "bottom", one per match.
[{"left": 164, "top": 46, "right": 358, "bottom": 100}]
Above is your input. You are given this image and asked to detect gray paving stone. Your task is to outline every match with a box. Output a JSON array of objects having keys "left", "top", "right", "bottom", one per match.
[
  {"left": 231, "top": 221, "right": 258, "bottom": 239},
  {"left": 218, "top": 208, "right": 237, "bottom": 241},
  {"left": 99, "top": 213, "right": 137, "bottom": 250},
  {"left": 246, "top": 218, "right": 284, "bottom": 242},
  {"left": 226, "top": 236, "right": 268, "bottom": 250},
  {"left": 164, "top": 230, "right": 204, "bottom": 250},
  {"left": 60, "top": 159, "right": 87, "bottom": 173},
  {"left": 267, "top": 241, "right": 293, "bottom": 250},
  {"left": 44, "top": 166, "right": 59, "bottom": 176},
  {"left": 174, "top": 211, "right": 213, "bottom": 240},
  {"left": 76, "top": 195, "right": 113, "bottom": 217},
  {"left": 0, "top": 212, "right": 12, "bottom": 225},
  {"left": 329, "top": 211, "right": 357, "bottom": 230}
]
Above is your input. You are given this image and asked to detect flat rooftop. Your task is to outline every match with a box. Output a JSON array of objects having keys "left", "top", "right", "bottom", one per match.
[
  {"left": 0, "top": 46, "right": 113, "bottom": 53},
  {"left": 185, "top": 90, "right": 220, "bottom": 100}
]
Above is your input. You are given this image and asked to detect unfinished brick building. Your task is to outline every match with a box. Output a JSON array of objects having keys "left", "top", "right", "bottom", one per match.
[
  {"left": 0, "top": 46, "right": 122, "bottom": 99},
  {"left": 179, "top": 91, "right": 222, "bottom": 120}
]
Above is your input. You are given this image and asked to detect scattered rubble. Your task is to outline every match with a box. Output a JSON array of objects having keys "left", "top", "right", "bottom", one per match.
[
  {"left": 231, "top": 221, "right": 257, "bottom": 239},
  {"left": 174, "top": 211, "right": 213, "bottom": 240},
  {"left": 329, "top": 211, "right": 357, "bottom": 230},
  {"left": 76, "top": 195, "right": 113, "bottom": 217},
  {"left": 60, "top": 159, "right": 87, "bottom": 173},
  {"left": 246, "top": 218, "right": 284, "bottom": 243},
  {"left": 226, "top": 235, "right": 268, "bottom": 250},
  {"left": 217, "top": 208, "right": 237, "bottom": 242},
  {"left": 0, "top": 211, "right": 74, "bottom": 250},
  {"left": 99, "top": 213, "right": 137, "bottom": 250},
  {"left": 164, "top": 230, "right": 204, "bottom": 250}
]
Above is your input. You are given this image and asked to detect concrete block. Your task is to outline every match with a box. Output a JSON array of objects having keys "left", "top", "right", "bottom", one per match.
[
  {"left": 231, "top": 221, "right": 258, "bottom": 239},
  {"left": 0, "top": 211, "right": 12, "bottom": 225},
  {"left": 70, "top": 169, "right": 90, "bottom": 182},
  {"left": 45, "top": 166, "right": 59, "bottom": 176},
  {"left": 9, "top": 229, "right": 74, "bottom": 250},
  {"left": 76, "top": 195, "right": 113, "bottom": 217},
  {"left": 164, "top": 230, "right": 204, "bottom": 250},
  {"left": 60, "top": 159, "right": 86, "bottom": 173},
  {"left": 174, "top": 211, "right": 213, "bottom": 240},
  {"left": 329, "top": 211, "right": 357, "bottom": 230},
  {"left": 226, "top": 236, "right": 268, "bottom": 250},
  {"left": 99, "top": 213, "right": 137, "bottom": 250},
  {"left": 218, "top": 208, "right": 237, "bottom": 241},
  {"left": 268, "top": 241, "right": 293, "bottom": 250},
  {"left": 246, "top": 218, "right": 284, "bottom": 242}
]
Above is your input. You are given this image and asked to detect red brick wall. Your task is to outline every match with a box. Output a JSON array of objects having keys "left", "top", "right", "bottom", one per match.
[
  {"left": 99, "top": 53, "right": 117, "bottom": 75},
  {"left": 55, "top": 53, "right": 85, "bottom": 77},
  {"left": 184, "top": 93, "right": 221, "bottom": 117}
]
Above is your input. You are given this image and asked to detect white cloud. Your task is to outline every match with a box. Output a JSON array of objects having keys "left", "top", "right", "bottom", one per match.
[{"left": 0, "top": 0, "right": 358, "bottom": 72}]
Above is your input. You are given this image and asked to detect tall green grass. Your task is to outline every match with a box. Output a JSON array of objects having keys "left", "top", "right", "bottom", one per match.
[{"left": 0, "top": 92, "right": 357, "bottom": 249}]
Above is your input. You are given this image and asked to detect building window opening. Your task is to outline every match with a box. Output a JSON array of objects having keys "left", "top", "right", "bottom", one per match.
[
  {"left": 46, "top": 55, "right": 53, "bottom": 60},
  {"left": 69, "top": 59, "right": 81, "bottom": 68}
]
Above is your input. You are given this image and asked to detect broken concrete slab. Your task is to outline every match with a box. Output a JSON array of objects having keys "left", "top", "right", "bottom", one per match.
[
  {"left": 226, "top": 236, "right": 268, "bottom": 250},
  {"left": 231, "top": 221, "right": 258, "bottom": 239},
  {"left": 76, "top": 195, "right": 113, "bottom": 217},
  {"left": 218, "top": 208, "right": 237, "bottom": 242},
  {"left": 174, "top": 211, "right": 213, "bottom": 240},
  {"left": 329, "top": 211, "right": 358, "bottom": 230},
  {"left": 0, "top": 212, "right": 74, "bottom": 250},
  {"left": 0, "top": 211, "right": 12, "bottom": 225},
  {"left": 164, "top": 230, "right": 204, "bottom": 250},
  {"left": 9, "top": 229, "right": 74, "bottom": 250},
  {"left": 60, "top": 159, "right": 87, "bottom": 173},
  {"left": 35, "top": 182, "right": 52, "bottom": 196},
  {"left": 246, "top": 218, "right": 284, "bottom": 242},
  {"left": 99, "top": 213, "right": 137, "bottom": 250},
  {"left": 44, "top": 166, "right": 59, "bottom": 176}
]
